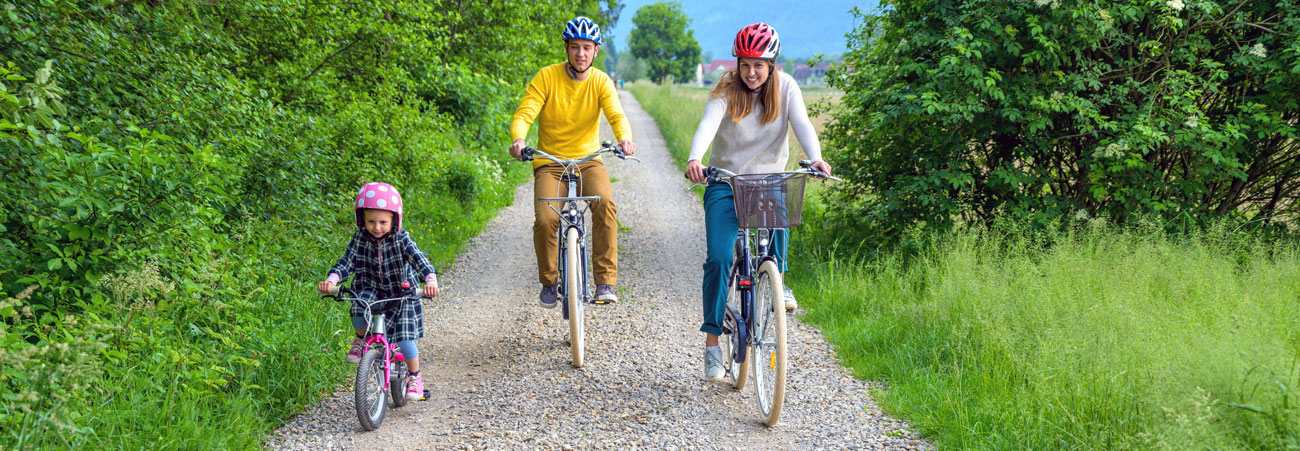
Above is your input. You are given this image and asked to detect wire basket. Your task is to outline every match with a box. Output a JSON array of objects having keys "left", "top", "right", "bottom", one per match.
[{"left": 731, "top": 173, "right": 807, "bottom": 229}]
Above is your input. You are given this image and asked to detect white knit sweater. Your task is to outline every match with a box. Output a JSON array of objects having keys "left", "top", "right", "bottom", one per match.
[{"left": 687, "top": 71, "right": 823, "bottom": 175}]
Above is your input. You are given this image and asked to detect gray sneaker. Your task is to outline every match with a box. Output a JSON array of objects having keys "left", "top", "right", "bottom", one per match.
[
  {"left": 594, "top": 284, "right": 618, "bottom": 304},
  {"left": 538, "top": 284, "right": 558, "bottom": 309},
  {"left": 783, "top": 286, "right": 798, "bottom": 311},
  {"left": 704, "top": 346, "right": 725, "bottom": 382}
]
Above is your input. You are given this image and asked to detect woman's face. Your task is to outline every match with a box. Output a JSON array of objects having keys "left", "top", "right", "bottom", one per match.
[
  {"left": 738, "top": 58, "right": 771, "bottom": 91},
  {"left": 566, "top": 38, "right": 599, "bottom": 72}
]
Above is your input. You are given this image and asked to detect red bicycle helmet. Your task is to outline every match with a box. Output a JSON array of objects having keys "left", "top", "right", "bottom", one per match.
[{"left": 732, "top": 23, "right": 781, "bottom": 59}]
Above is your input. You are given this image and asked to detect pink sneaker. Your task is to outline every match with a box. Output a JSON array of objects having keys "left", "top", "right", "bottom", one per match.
[
  {"left": 405, "top": 373, "right": 424, "bottom": 401},
  {"left": 345, "top": 337, "right": 366, "bottom": 364}
]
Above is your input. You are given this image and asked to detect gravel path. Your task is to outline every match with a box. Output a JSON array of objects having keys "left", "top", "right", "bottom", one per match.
[{"left": 267, "top": 92, "right": 931, "bottom": 450}]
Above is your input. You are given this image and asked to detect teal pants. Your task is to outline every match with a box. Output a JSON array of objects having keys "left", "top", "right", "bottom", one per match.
[{"left": 701, "top": 183, "right": 787, "bottom": 336}]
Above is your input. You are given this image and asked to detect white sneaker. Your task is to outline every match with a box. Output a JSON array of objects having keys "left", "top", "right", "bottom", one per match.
[
  {"left": 783, "top": 286, "right": 798, "bottom": 311},
  {"left": 704, "top": 346, "right": 725, "bottom": 382}
]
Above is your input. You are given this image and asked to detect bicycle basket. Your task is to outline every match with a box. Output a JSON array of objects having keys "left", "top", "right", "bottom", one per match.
[{"left": 731, "top": 173, "right": 807, "bottom": 229}]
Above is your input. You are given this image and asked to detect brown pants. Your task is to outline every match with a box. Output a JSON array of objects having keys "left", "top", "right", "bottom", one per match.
[{"left": 533, "top": 160, "right": 618, "bottom": 286}]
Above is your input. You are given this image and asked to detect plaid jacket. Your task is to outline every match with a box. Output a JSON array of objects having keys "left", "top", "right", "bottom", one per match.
[{"left": 329, "top": 229, "right": 437, "bottom": 343}]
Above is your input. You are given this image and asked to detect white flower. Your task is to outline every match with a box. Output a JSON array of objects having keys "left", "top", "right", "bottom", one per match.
[
  {"left": 1074, "top": 209, "right": 1090, "bottom": 221},
  {"left": 1249, "top": 43, "right": 1267, "bottom": 58},
  {"left": 1166, "top": 0, "right": 1184, "bottom": 11},
  {"left": 1051, "top": 91, "right": 1064, "bottom": 102},
  {"left": 1185, "top": 115, "right": 1199, "bottom": 128}
]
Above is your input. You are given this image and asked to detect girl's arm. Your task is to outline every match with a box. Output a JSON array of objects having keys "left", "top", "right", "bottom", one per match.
[
  {"left": 399, "top": 232, "right": 439, "bottom": 296},
  {"left": 327, "top": 232, "right": 361, "bottom": 283}
]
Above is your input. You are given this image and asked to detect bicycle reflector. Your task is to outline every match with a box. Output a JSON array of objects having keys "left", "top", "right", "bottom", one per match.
[{"left": 738, "top": 277, "right": 753, "bottom": 287}]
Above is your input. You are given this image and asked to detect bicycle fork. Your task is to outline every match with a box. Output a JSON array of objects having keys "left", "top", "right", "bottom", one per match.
[{"left": 726, "top": 231, "right": 755, "bottom": 364}]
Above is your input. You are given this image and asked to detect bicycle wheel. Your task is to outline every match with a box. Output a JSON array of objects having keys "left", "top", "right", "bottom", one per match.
[
  {"left": 751, "top": 259, "right": 787, "bottom": 426},
  {"left": 566, "top": 227, "right": 585, "bottom": 368},
  {"left": 355, "top": 348, "right": 388, "bottom": 430},
  {"left": 390, "top": 359, "right": 408, "bottom": 407},
  {"left": 722, "top": 277, "right": 748, "bottom": 389}
]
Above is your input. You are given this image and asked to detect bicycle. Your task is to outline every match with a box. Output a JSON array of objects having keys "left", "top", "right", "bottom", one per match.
[
  {"left": 514, "top": 141, "right": 639, "bottom": 368},
  {"left": 321, "top": 284, "right": 431, "bottom": 431},
  {"left": 688, "top": 160, "right": 840, "bottom": 426}
]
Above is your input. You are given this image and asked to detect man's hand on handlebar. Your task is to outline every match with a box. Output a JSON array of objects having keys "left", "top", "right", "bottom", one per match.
[
  {"left": 619, "top": 140, "right": 637, "bottom": 156},
  {"left": 509, "top": 139, "right": 527, "bottom": 160},
  {"left": 685, "top": 159, "right": 707, "bottom": 183}
]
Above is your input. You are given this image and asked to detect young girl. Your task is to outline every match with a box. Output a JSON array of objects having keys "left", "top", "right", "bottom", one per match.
[{"left": 317, "top": 182, "right": 439, "bottom": 400}]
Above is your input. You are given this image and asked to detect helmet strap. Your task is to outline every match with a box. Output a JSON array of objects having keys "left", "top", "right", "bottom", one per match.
[{"left": 566, "top": 62, "right": 591, "bottom": 79}]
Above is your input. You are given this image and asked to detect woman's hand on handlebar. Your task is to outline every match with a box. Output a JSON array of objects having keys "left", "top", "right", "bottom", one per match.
[
  {"left": 809, "top": 160, "right": 833, "bottom": 178},
  {"left": 318, "top": 280, "right": 336, "bottom": 295},
  {"left": 509, "top": 139, "right": 527, "bottom": 160},
  {"left": 619, "top": 140, "right": 637, "bottom": 156},
  {"left": 685, "top": 159, "right": 707, "bottom": 183}
]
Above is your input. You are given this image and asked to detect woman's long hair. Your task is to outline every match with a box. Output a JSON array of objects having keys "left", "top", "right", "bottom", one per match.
[{"left": 709, "top": 60, "right": 781, "bottom": 125}]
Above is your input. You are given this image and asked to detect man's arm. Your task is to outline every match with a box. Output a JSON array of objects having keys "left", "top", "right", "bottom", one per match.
[
  {"left": 510, "top": 70, "right": 549, "bottom": 158},
  {"left": 598, "top": 75, "right": 636, "bottom": 154}
]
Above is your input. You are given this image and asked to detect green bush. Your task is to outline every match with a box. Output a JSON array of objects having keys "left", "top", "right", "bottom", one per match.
[
  {"left": 825, "top": 1, "right": 1300, "bottom": 246},
  {"left": 0, "top": 0, "right": 618, "bottom": 447}
]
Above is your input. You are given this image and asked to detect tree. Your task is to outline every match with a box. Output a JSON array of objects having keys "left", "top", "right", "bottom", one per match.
[
  {"left": 628, "top": 1, "right": 701, "bottom": 84},
  {"left": 616, "top": 54, "right": 648, "bottom": 82},
  {"left": 824, "top": 2, "right": 1300, "bottom": 245}
]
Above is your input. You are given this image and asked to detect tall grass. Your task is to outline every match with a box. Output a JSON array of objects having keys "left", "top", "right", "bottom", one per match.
[{"left": 793, "top": 225, "right": 1300, "bottom": 449}]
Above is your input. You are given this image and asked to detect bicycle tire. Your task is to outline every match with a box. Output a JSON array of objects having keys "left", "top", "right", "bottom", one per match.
[
  {"left": 355, "top": 348, "right": 388, "bottom": 430},
  {"left": 566, "top": 227, "right": 585, "bottom": 368},
  {"left": 390, "top": 359, "right": 408, "bottom": 407},
  {"left": 723, "top": 278, "right": 748, "bottom": 389},
  {"left": 751, "top": 260, "right": 787, "bottom": 426}
]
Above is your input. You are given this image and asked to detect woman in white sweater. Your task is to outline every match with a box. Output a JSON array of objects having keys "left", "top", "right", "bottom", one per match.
[{"left": 684, "top": 23, "right": 833, "bottom": 382}]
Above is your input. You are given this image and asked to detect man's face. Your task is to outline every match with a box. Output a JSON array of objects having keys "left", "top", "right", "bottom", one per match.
[{"left": 566, "top": 38, "right": 599, "bottom": 72}]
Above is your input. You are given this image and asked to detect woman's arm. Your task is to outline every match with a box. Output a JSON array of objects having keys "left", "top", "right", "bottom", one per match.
[
  {"left": 688, "top": 96, "right": 728, "bottom": 163},
  {"left": 785, "top": 79, "right": 823, "bottom": 162}
]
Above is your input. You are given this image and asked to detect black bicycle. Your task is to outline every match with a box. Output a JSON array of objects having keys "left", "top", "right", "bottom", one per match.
[
  {"left": 516, "top": 141, "right": 639, "bottom": 367},
  {"left": 689, "top": 160, "right": 839, "bottom": 425}
]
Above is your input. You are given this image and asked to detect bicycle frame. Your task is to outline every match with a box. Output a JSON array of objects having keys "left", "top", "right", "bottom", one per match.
[
  {"left": 325, "top": 288, "right": 418, "bottom": 392},
  {"left": 726, "top": 227, "right": 781, "bottom": 365},
  {"left": 543, "top": 165, "right": 596, "bottom": 318}
]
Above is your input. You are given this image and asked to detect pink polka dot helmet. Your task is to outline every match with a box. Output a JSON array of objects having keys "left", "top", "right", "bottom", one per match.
[{"left": 354, "top": 182, "right": 404, "bottom": 231}]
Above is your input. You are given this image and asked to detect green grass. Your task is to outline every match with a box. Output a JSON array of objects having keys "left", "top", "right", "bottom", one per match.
[{"left": 791, "top": 226, "right": 1300, "bottom": 449}]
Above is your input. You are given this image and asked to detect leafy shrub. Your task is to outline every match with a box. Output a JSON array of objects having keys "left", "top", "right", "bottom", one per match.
[{"left": 824, "top": 1, "right": 1300, "bottom": 246}]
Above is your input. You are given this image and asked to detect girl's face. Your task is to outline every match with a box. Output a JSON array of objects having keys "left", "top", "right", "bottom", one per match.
[
  {"left": 738, "top": 58, "right": 771, "bottom": 91},
  {"left": 363, "top": 209, "right": 394, "bottom": 237},
  {"left": 565, "top": 38, "right": 599, "bottom": 73}
]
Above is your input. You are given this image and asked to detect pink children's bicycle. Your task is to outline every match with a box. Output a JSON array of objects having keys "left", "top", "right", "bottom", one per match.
[{"left": 322, "top": 285, "right": 430, "bottom": 431}]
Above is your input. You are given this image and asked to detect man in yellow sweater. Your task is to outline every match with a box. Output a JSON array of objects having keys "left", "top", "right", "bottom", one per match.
[{"left": 509, "top": 16, "right": 637, "bottom": 308}]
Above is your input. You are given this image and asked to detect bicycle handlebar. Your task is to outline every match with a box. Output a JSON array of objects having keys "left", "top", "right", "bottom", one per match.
[
  {"left": 320, "top": 284, "right": 432, "bottom": 306},
  {"left": 685, "top": 164, "right": 842, "bottom": 191},
  {"left": 512, "top": 140, "right": 640, "bottom": 165}
]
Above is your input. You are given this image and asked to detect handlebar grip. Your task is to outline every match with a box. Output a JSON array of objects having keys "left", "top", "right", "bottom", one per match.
[{"left": 327, "top": 285, "right": 340, "bottom": 295}]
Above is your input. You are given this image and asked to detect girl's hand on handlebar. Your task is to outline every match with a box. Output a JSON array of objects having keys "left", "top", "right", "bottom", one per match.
[
  {"left": 509, "top": 139, "right": 526, "bottom": 160},
  {"left": 685, "top": 160, "right": 707, "bottom": 183},
  {"left": 318, "top": 280, "right": 336, "bottom": 295},
  {"left": 619, "top": 140, "right": 637, "bottom": 156}
]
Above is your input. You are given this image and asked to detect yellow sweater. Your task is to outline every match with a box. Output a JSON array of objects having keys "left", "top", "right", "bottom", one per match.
[{"left": 511, "top": 63, "right": 633, "bottom": 168}]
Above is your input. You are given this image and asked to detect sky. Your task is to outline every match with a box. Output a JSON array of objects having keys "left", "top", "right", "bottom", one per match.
[{"left": 606, "top": 0, "right": 880, "bottom": 61}]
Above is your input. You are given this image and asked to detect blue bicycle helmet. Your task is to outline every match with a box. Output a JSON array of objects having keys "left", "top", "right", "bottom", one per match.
[{"left": 562, "top": 16, "right": 602, "bottom": 45}]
